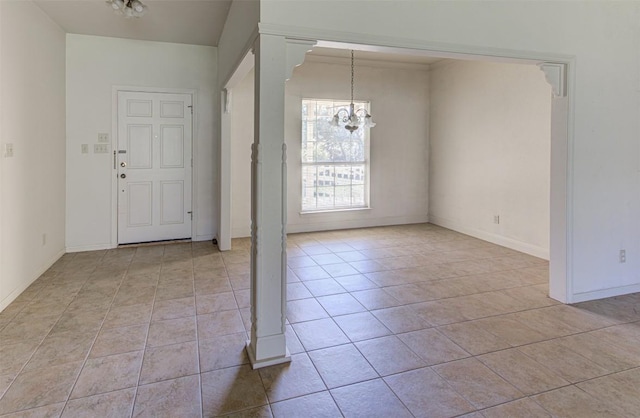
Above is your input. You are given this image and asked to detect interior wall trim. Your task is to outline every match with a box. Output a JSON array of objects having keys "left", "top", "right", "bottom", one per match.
[
  {"left": 110, "top": 85, "right": 198, "bottom": 249},
  {"left": 429, "top": 215, "right": 550, "bottom": 260},
  {"left": 252, "top": 21, "right": 575, "bottom": 303}
]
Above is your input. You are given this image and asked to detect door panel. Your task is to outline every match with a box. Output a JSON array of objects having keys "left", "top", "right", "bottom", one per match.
[
  {"left": 117, "top": 91, "right": 192, "bottom": 244},
  {"left": 127, "top": 99, "right": 153, "bottom": 117},
  {"left": 128, "top": 182, "right": 153, "bottom": 227},
  {"left": 160, "top": 101, "right": 184, "bottom": 118},
  {"left": 160, "top": 126, "right": 184, "bottom": 168},
  {"left": 128, "top": 125, "right": 153, "bottom": 169},
  {"left": 160, "top": 181, "right": 185, "bottom": 224}
]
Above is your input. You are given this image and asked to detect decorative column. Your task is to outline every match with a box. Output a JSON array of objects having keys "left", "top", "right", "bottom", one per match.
[
  {"left": 246, "top": 34, "right": 315, "bottom": 368},
  {"left": 539, "top": 62, "right": 570, "bottom": 303}
]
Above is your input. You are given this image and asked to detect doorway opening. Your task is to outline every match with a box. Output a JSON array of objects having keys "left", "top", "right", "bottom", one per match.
[{"left": 218, "top": 40, "right": 571, "bottom": 303}]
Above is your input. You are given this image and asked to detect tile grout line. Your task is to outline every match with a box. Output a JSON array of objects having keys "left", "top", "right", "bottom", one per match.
[
  {"left": 6, "top": 226, "right": 640, "bottom": 416},
  {"left": 0, "top": 251, "right": 105, "bottom": 416},
  {"left": 190, "top": 243, "right": 206, "bottom": 418},
  {"left": 0, "top": 256, "right": 77, "bottom": 412},
  {"left": 129, "top": 245, "right": 164, "bottom": 418},
  {"left": 59, "top": 248, "right": 136, "bottom": 417}
]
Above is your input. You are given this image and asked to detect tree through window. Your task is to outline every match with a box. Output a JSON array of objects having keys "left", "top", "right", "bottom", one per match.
[{"left": 301, "top": 99, "right": 370, "bottom": 212}]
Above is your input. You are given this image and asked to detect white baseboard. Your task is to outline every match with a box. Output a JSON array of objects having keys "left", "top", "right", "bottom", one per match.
[
  {"left": 570, "top": 283, "right": 640, "bottom": 303},
  {"left": 429, "top": 215, "right": 549, "bottom": 260},
  {"left": 0, "top": 248, "right": 65, "bottom": 312},
  {"left": 232, "top": 227, "right": 251, "bottom": 239},
  {"left": 194, "top": 234, "right": 215, "bottom": 242},
  {"left": 286, "top": 215, "right": 430, "bottom": 235},
  {"left": 65, "top": 243, "right": 113, "bottom": 253},
  {"left": 231, "top": 216, "right": 430, "bottom": 239}
]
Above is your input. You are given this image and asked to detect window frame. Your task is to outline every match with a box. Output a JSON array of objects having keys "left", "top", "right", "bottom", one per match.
[{"left": 300, "top": 98, "right": 372, "bottom": 214}]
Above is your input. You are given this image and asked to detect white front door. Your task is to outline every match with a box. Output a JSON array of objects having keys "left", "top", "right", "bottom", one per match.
[{"left": 117, "top": 91, "right": 193, "bottom": 244}]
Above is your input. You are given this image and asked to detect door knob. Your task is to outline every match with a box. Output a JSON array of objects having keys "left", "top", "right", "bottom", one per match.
[{"left": 120, "top": 173, "right": 126, "bottom": 179}]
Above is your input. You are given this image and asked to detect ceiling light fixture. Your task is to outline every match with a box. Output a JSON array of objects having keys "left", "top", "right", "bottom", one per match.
[
  {"left": 330, "top": 50, "right": 376, "bottom": 133},
  {"left": 106, "top": 0, "right": 147, "bottom": 18}
]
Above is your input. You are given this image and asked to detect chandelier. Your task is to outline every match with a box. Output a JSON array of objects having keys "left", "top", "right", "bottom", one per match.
[
  {"left": 330, "top": 50, "right": 376, "bottom": 133},
  {"left": 106, "top": 0, "right": 147, "bottom": 18}
]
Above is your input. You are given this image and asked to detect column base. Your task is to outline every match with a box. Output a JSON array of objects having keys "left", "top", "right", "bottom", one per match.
[{"left": 246, "top": 340, "right": 291, "bottom": 369}]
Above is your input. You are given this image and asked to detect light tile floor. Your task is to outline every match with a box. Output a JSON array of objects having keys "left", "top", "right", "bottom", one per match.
[{"left": 1, "top": 223, "right": 640, "bottom": 417}]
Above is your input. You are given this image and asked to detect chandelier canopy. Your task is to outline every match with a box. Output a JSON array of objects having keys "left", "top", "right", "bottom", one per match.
[
  {"left": 106, "top": 0, "right": 147, "bottom": 18},
  {"left": 330, "top": 50, "right": 376, "bottom": 133}
]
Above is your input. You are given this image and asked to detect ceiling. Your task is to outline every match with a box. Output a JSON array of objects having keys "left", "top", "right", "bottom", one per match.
[
  {"left": 33, "top": 2, "right": 445, "bottom": 65},
  {"left": 35, "top": 0, "right": 232, "bottom": 46}
]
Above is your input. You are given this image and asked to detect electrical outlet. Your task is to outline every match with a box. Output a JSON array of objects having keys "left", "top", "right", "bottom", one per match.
[
  {"left": 494, "top": 215, "right": 500, "bottom": 224},
  {"left": 94, "top": 144, "right": 109, "bottom": 154},
  {"left": 4, "top": 143, "right": 14, "bottom": 158},
  {"left": 620, "top": 249, "right": 626, "bottom": 263},
  {"left": 81, "top": 144, "right": 89, "bottom": 154},
  {"left": 98, "top": 133, "right": 110, "bottom": 143}
]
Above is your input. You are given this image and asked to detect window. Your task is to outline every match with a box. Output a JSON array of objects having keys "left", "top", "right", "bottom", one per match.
[{"left": 301, "top": 98, "right": 370, "bottom": 212}]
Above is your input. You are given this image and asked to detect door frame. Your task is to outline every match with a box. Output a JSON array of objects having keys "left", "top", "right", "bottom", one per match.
[
  {"left": 219, "top": 34, "right": 575, "bottom": 302},
  {"left": 111, "top": 86, "right": 197, "bottom": 248}
]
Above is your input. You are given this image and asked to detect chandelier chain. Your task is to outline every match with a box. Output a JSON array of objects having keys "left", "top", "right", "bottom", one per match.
[
  {"left": 330, "top": 49, "right": 375, "bottom": 132},
  {"left": 351, "top": 50, "right": 354, "bottom": 103}
]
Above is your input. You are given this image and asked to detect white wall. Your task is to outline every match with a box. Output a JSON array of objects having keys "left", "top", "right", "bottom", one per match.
[
  {"left": 429, "top": 60, "right": 551, "bottom": 259},
  {"left": 66, "top": 35, "right": 217, "bottom": 251},
  {"left": 217, "top": 0, "right": 259, "bottom": 87},
  {"left": 230, "top": 57, "right": 430, "bottom": 237},
  {"left": 217, "top": 0, "right": 260, "bottom": 249},
  {"left": 257, "top": 1, "right": 640, "bottom": 301},
  {"left": 0, "top": 2, "right": 66, "bottom": 310},
  {"left": 230, "top": 68, "right": 255, "bottom": 237}
]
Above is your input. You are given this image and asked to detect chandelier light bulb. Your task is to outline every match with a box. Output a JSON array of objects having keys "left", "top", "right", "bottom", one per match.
[
  {"left": 131, "top": 1, "right": 145, "bottom": 13},
  {"left": 364, "top": 114, "right": 376, "bottom": 128},
  {"left": 106, "top": 0, "right": 147, "bottom": 18}
]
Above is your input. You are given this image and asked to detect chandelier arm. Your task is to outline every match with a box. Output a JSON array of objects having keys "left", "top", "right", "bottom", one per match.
[{"left": 330, "top": 50, "right": 375, "bottom": 132}]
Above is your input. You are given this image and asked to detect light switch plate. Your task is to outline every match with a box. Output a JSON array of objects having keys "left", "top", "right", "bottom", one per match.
[
  {"left": 98, "top": 133, "right": 109, "bottom": 143},
  {"left": 81, "top": 144, "right": 89, "bottom": 154},
  {"left": 94, "top": 144, "right": 109, "bottom": 154},
  {"left": 4, "top": 143, "right": 14, "bottom": 158}
]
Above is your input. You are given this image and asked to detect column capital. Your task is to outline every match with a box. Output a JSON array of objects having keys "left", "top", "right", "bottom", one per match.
[
  {"left": 252, "top": 34, "right": 316, "bottom": 82},
  {"left": 538, "top": 63, "right": 567, "bottom": 98},
  {"left": 285, "top": 39, "right": 317, "bottom": 81}
]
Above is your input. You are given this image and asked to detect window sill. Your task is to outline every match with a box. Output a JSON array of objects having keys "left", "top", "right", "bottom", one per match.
[{"left": 300, "top": 207, "right": 372, "bottom": 215}]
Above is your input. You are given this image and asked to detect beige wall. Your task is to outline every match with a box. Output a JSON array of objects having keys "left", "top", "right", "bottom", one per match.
[
  {"left": 429, "top": 60, "right": 551, "bottom": 259},
  {"left": 230, "top": 57, "right": 430, "bottom": 237},
  {"left": 0, "top": 2, "right": 66, "bottom": 309},
  {"left": 66, "top": 35, "right": 218, "bottom": 251}
]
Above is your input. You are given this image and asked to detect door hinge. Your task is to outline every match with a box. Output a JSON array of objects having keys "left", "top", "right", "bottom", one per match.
[
  {"left": 187, "top": 211, "right": 193, "bottom": 220},
  {"left": 188, "top": 105, "right": 193, "bottom": 114}
]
